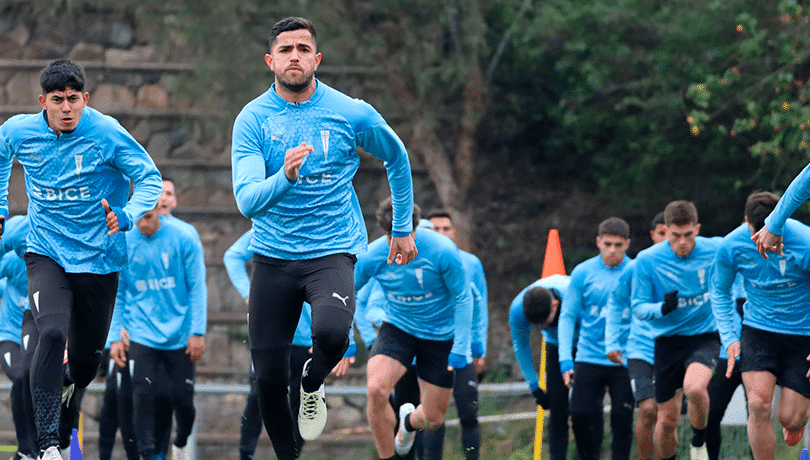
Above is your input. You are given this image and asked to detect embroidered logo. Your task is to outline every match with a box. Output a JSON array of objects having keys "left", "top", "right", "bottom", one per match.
[
  {"left": 162, "top": 252, "right": 169, "bottom": 270},
  {"left": 332, "top": 292, "right": 349, "bottom": 306},
  {"left": 698, "top": 269, "right": 706, "bottom": 288},
  {"left": 780, "top": 259, "right": 787, "bottom": 277},
  {"left": 75, "top": 155, "right": 82, "bottom": 176},
  {"left": 415, "top": 268, "right": 424, "bottom": 288},
  {"left": 321, "top": 130, "right": 330, "bottom": 161}
]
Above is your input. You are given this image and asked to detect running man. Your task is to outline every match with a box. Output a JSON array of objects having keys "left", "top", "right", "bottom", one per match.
[
  {"left": 632, "top": 200, "right": 722, "bottom": 460},
  {"left": 357, "top": 198, "right": 473, "bottom": 460},
  {"left": 711, "top": 191, "right": 810, "bottom": 460},
  {"left": 559, "top": 217, "right": 634, "bottom": 460},
  {"left": 751, "top": 162, "right": 810, "bottom": 258},
  {"left": 230, "top": 16, "right": 417, "bottom": 460},
  {"left": 0, "top": 59, "right": 162, "bottom": 460}
]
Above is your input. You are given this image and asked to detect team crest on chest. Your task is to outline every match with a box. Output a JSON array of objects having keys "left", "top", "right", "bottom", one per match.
[
  {"left": 698, "top": 269, "right": 705, "bottom": 288},
  {"left": 74, "top": 155, "right": 82, "bottom": 175},
  {"left": 162, "top": 252, "right": 169, "bottom": 270},
  {"left": 321, "top": 130, "right": 330, "bottom": 161},
  {"left": 415, "top": 268, "right": 424, "bottom": 288},
  {"left": 780, "top": 259, "right": 787, "bottom": 277}
]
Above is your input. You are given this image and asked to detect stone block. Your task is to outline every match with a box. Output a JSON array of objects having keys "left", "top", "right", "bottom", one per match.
[
  {"left": 109, "top": 22, "right": 133, "bottom": 48},
  {"left": 5, "top": 24, "right": 29, "bottom": 46},
  {"left": 0, "top": 36, "right": 23, "bottom": 60},
  {"left": 105, "top": 45, "right": 154, "bottom": 65},
  {"left": 90, "top": 83, "right": 135, "bottom": 112},
  {"left": 136, "top": 84, "right": 168, "bottom": 108},
  {"left": 5, "top": 71, "right": 40, "bottom": 106},
  {"left": 68, "top": 42, "right": 105, "bottom": 61}
]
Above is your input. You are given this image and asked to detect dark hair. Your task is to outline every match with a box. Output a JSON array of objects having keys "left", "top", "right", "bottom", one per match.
[
  {"left": 376, "top": 197, "right": 420, "bottom": 235},
  {"left": 598, "top": 217, "right": 630, "bottom": 238},
  {"left": 664, "top": 200, "right": 698, "bottom": 226},
  {"left": 651, "top": 211, "right": 666, "bottom": 230},
  {"left": 40, "top": 59, "right": 86, "bottom": 94},
  {"left": 426, "top": 209, "right": 451, "bottom": 221},
  {"left": 268, "top": 17, "right": 317, "bottom": 50},
  {"left": 522, "top": 287, "right": 556, "bottom": 325},
  {"left": 745, "top": 191, "right": 779, "bottom": 232}
]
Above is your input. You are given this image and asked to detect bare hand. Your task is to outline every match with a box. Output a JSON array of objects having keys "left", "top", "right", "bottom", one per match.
[
  {"left": 101, "top": 198, "right": 120, "bottom": 235},
  {"left": 284, "top": 142, "right": 313, "bottom": 181},
  {"left": 387, "top": 234, "right": 418, "bottom": 265},
  {"left": 563, "top": 370, "right": 575, "bottom": 388},
  {"left": 186, "top": 335, "right": 205, "bottom": 362},
  {"left": 110, "top": 341, "right": 127, "bottom": 368},
  {"left": 120, "top": 328, "right": 130, "bottom": 352},
  {"left": 751, "top": 226, "right": 783, "bottom": 259},
  {"left": 726, "top": 341, "right": 740, "bottom": 378},
  {"left": 473, "top": 357, "right": 485, "bottom": 374},
  {"left": 607, "top": 350, "right": 624, "bottom": 364},
  {"left": 330, "top": 357, "right": 355, "bottom": 377}
]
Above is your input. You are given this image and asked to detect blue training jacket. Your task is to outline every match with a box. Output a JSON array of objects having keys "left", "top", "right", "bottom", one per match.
[
  {"left": 231, "top": 79, "right": 414, "bottom": 260},
  {"left": 0, "top": 107, "right": 162, "bottom": 273}
]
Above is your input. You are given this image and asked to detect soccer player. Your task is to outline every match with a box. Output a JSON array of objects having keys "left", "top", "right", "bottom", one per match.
[
  {"left": 222, "top": 228, "right": 314, "bottom": 460},
  {"left": 711, "top": 191, "right": 810, "bottom": 460},
  {"left": 230, "top": 16, "right": 417, "bottom": 459},
  {"left": 422, "top": 209, "right": 488, "bottom": 460},
  {"left": 108, "top": 206, "right": 207, "bottom": 460},
  {"left": 632, "top": 200, "right": 722, "bottom": 460},
  {"left": 357, "top": 198, "right": 473, "bottom": 460},
  {"left": 0, "top": 59, "right": 162, "bottom": 460},
  {"left": 605, "top": 213, "right": 667, "bottom": 460},
  {"left": 751, "top": 162, "right": 810, "bottom": 258},
  {"left": 559, "top": 217, "right": 634, "bottom": 460},
  {"left": 509, "top": 274, "right": 571, "bottom": 460}
]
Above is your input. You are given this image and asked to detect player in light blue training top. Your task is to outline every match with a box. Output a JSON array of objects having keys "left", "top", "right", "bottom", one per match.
[
  {"left": 108, "top": 207, "right": 206, "bottom": 460},
  {"left": 509, "top": 274, "right": 571, "bottom": 460},
  {"left": 230, "top": 17, "right": 417, "bottom": 458},
  {"left": 559, "top": 217, "right": 634, "bottom": 460},
  {"left": 422, "top": 209, "right": 488, "bottom": 460},
  {"left": 223, "top": 228, "right": 314, "bottom": 460},
  {"left": 711, "top": 191, "right": 810, "bottom": 459},
  {"left": 752, "top": 162, "right": 810, "bottom": 258},
  {"left": 357, "top": 199, "right": 473, "bottom": 460},
  {"left": 0, "top": 60, "right": 162, "bottom": 460},
  {"left": 604, "top": 211, "right": 667, "bottom": 460},
  {"left": 632, "top": 200, "right": 722, "bottom": 460}
]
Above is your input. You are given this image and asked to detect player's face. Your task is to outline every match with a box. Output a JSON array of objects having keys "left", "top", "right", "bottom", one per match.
[
  {"left": 429, "top": 216, "right": 456, "bottom": 243},
  {"left": 137, "top": 209, "right": 161, "bottom": 237},
  {"left": 38, "top": 88, "right": 88, "bottom": 135},
  {"left": 158, "top": 180, "right": 177, "bottom": 217},
  {"left": 650, "top": 223, "right": 667, "bottom": 244},
  {"left": 265, "top": 29, "right": 321, "bottom": 93},
  {"left": 668, "top": 222, "right": 700, "bottom": 257},
  {"left": 596, "top": 234, "right": 629, "bottom": 268}
]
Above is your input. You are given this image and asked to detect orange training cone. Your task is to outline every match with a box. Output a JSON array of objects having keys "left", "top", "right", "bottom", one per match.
[{"left": 541, "top": 229, "right": 566, "bottom": 278}]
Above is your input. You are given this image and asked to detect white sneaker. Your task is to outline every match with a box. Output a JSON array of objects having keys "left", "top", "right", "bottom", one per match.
[
  {"left": 690, "top": 443, "right": 708, "bottom": 460},
  {"left": 172, "top": 444, "right": 190, "bottom": 460},
  {"left": 38, "top": 446, "right": 62, "bottom": 460},
  {"left": 395, "top": 403, "right": 417, "bottom": 456},
  {"left": 297, "top": 359, "right": 327, "bottom": 440}
]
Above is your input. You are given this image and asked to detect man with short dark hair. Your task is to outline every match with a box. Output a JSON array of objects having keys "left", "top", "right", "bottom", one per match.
[
  {"left": 358, "top": 198, "right": 473, "bottom": 460},
  {"left": 230, "top": 16, "right": 417, "bottom": 460},
  {"left": 632, "top": 200, "right": 722, "bottom": 460},
  {"left": 509, "top": 274, "right": 571, "bottom": 460},
  {"left": 423, "top": 209, "right": 487, "bottom": 460},
  {"left": 711, "top": 191, "right": 810, "bottom": 460},
  {"left": 559, "top": 217, "right": 634, "bottom": 460},
  {"left": 0, "top": 59, "right": 162, "bottom": 460}
]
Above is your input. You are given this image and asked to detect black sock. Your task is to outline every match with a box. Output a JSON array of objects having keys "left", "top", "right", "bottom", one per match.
[
  {"left": 404, "top": 413, "right": 416, "bottom": 432},
  {"left": 692, "top": 426, "right": 707, "bottom": 447},
  {"left": 381, "top": 456, "right": 396, "bottom": 460},
  {"left": 664, "top": 456, "right": 676, "bottom": 460}
]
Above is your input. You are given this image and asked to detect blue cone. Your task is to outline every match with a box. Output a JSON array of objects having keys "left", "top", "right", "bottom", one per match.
[
  {"left": 800, "top": 448, "right": 808, "bottom": 460},
  {"left": 70, "top": 428, "right": 83, "bottom": 460}
]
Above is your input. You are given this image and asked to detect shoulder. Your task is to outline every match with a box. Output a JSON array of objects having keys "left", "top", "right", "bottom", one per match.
[
  {"left": 314, "top": 81, "right": 384, "bottom": 130},
  {"left": 0, "top": 112, "right": 44, "bottom": 140}
]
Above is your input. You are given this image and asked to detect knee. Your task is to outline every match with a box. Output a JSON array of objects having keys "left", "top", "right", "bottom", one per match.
[
  {"left": 421, "top": 408, "right": 447, "bottom": 430},
  {"left": 638, "top": 403, "right": 657, "bottom": 427},
  {"left": 365, "top": 379, "right": 392, "bottom": 407},
  {"left": 747, "top": 394, "right": 772, "bottom": 420},
  {"left": 779, "top": 411, "right": 809, "bottom": 431},
  {"left": 312, "top": 326, "right": 349, "bottom": 354},
  {"left": 456, "top": 399, "right": 479, "bottom": 423},
  {"left": 39, "top": 326, "right": 66, "bottom": 349},
  {"left": 657, "top": 410, "right": 680, "bottom": 433}
]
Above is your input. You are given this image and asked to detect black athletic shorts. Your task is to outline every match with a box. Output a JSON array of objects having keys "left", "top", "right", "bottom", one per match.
[
  {"left": 739, "top": 325, "right": 810, "bottom": 398},
  {"left": 627, "top": 358, "right": 655, "bottom": 404},
  {"left": 654, "top": 332, "right": 720, "bottom": 403},
  {"left": 370, "top": 322, "right": 454, "bottom": 388}
]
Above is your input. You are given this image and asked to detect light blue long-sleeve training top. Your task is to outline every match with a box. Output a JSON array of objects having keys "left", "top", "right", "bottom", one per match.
[
  {"left": 509, "top": 275, "right": 570, "bottom": 392},
  {"left": 559, "top": 254, "right": 630, "bottom": 371},
  {"left": 0, "top": 107, "right": 162, "bottom": 273},
  {"left": 604, "top": 260, "right": 656, "bottom": 365},
  {"left": 0, "top": 251, "right": 28, "bottom": 344},
  {"left": 231, "top": 79, "right": 414, "bottom": 260},
  {"left": 222, "top": 228, "right": 313, "bottom": 347},
  {"left": 108, "top": 216, "right": 207, "bottom": 350},
  {"left": 712, "top": 220, "right": 810, "bottom": 353},
  {"left": 354, "top": 229, "right": 473, "bottom": 358},
  {"left": 632, "top": 237, "right": 721, "bottom": 338},
  {"left": 460, "top": 250, "right": 488, "bottom": 359},
  {"left": 764, "top": 163, "right": 810, "bottom": 235}
]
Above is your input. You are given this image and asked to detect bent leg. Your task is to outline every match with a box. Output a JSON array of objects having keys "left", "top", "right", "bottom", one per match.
[{"left": 743, "top": 371, "right": 777, "bottom": 460}]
